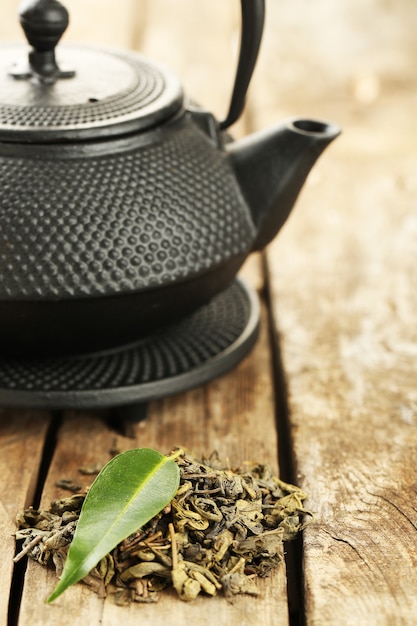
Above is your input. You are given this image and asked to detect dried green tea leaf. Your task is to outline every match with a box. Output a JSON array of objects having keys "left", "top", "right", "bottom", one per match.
[
  {"left": 221, "top": 558, "right": 259, "bottom": 597},
  {"left": 56, "top": 479, "right": 82, "bottom": 493},
  {"left": 16, "top": 448, "right": 309, "bottom": 605},
  {"left": 120, "top": 561, "right": 170, "bottom": 582},
  {"left": 47, "top": 448, "right": 180, "bottom": 603},
  {"left": 172, "top": 562, "right": 202, "bottom": 602}
]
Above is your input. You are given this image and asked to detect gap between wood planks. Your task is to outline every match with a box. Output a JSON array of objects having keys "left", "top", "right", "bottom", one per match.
[
  {"left": 6, "top": 279, "right": 305, "bottom": 626},
  {"left": 8, "top": 413, "right": 62, "bottom": 626},
  {"left": 263, "top": 252, "right": 306, "bottom": 626},
  {"left": 6, "top": 407, "right": 149, "bottom": 626}
]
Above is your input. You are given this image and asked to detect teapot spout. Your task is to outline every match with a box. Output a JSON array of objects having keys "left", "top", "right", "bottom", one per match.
[{"left": 227, "top": 118, "right": 340, "bottom": 251}]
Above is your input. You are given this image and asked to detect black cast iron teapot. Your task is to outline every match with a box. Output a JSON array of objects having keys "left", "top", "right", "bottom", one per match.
[{"left": 0, "top": 0, "right": 339, "bottom": 357}]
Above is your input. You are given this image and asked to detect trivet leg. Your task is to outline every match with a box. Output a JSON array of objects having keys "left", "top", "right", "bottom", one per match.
[{"left": 110, "top": 402, "right": 148, "bottom": 424}]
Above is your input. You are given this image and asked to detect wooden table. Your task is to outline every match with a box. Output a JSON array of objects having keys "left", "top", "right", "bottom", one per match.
[
  {"left": 2, "top": 110, "right": 417, "bottom": 624},
  {"left": 1, "top": 1, "right": 417, "bottom": 624}
]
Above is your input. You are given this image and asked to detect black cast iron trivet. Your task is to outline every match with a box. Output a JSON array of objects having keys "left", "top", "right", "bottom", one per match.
[{"left": 0, "top": 279, "right": 259, "bottom": 409}]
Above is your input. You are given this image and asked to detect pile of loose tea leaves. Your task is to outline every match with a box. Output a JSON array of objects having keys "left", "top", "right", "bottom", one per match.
[{"left": 15, "top": 449, "right": 311, "bottom": 605}]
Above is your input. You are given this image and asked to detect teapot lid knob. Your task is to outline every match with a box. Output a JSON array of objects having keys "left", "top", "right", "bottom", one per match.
[
  {"left": 1, "top": 1, "right": 183, "bottom": 141},
  {"left": 13, "top": 0, "right": 75, "bottom": 82}
]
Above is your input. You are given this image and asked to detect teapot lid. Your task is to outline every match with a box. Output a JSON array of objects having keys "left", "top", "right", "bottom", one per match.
[{"left": 0, "top": 1, "right": 184, "bottom": 143}]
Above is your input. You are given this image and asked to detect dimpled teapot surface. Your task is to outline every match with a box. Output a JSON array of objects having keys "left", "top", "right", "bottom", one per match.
[{"left": 0, "top": 0, "right": 339, "bottom": 357}]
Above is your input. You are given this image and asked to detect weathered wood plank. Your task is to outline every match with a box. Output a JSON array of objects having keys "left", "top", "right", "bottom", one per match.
[
  {"left": 18, "top": 412, "right": 117, "bottom": 626},
  {"left": 246, "top": 0, "right": 417, "bottom": 127},
  {"left": 0, "top": 410, "right": 51, "bottom": 625},
  {"left": 266, "top": 110, "right": 417, "bottom": 624},
  {"left": 245, "top": 2, "right": 417, "bottom": 622},
  {"left": 17, "top": 258, "right": 290, "bottom": 626},
  {"left": 103, "top": 263, "right": 288, "bottom": 626}
]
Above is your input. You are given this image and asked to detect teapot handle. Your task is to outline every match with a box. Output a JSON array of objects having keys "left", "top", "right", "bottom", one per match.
[{"left": 219, "top": 0, "right": 265, "bottom": 130}]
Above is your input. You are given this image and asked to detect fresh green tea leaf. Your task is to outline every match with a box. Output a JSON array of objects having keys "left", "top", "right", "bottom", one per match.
[{"left": 47, "top": 448, "right": 180, "bottom": 603}]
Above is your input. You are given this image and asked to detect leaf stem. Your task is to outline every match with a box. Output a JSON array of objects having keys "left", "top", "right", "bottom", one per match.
[
  {"left": 168, "top": 523, "right": 178, "bottom": 571},
  {"left": 13, "top": 534, "right": 43, "bottom": 562},
  {"left": 167, "top": 448, "right": 184, "bottom": 462}
]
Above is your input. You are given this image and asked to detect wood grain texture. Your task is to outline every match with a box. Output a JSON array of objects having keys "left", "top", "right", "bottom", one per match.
[
  {"left": 0, "top": 410, "right": 51, "bottom": 624},
  {"left": 248, "top": 4, "right": 417, "bottom": 621},
  {"left": 266, "top": 104, "right": 417, "bottom": 625},
  {"left": 2, "top": 1, "right": 416, "bottom": 623},
  {"left": 103, "top": 260, "right": 288, "bottom": 626},
  {"left": 18, "top": 412, "right": 118, "bottom": 626}
]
